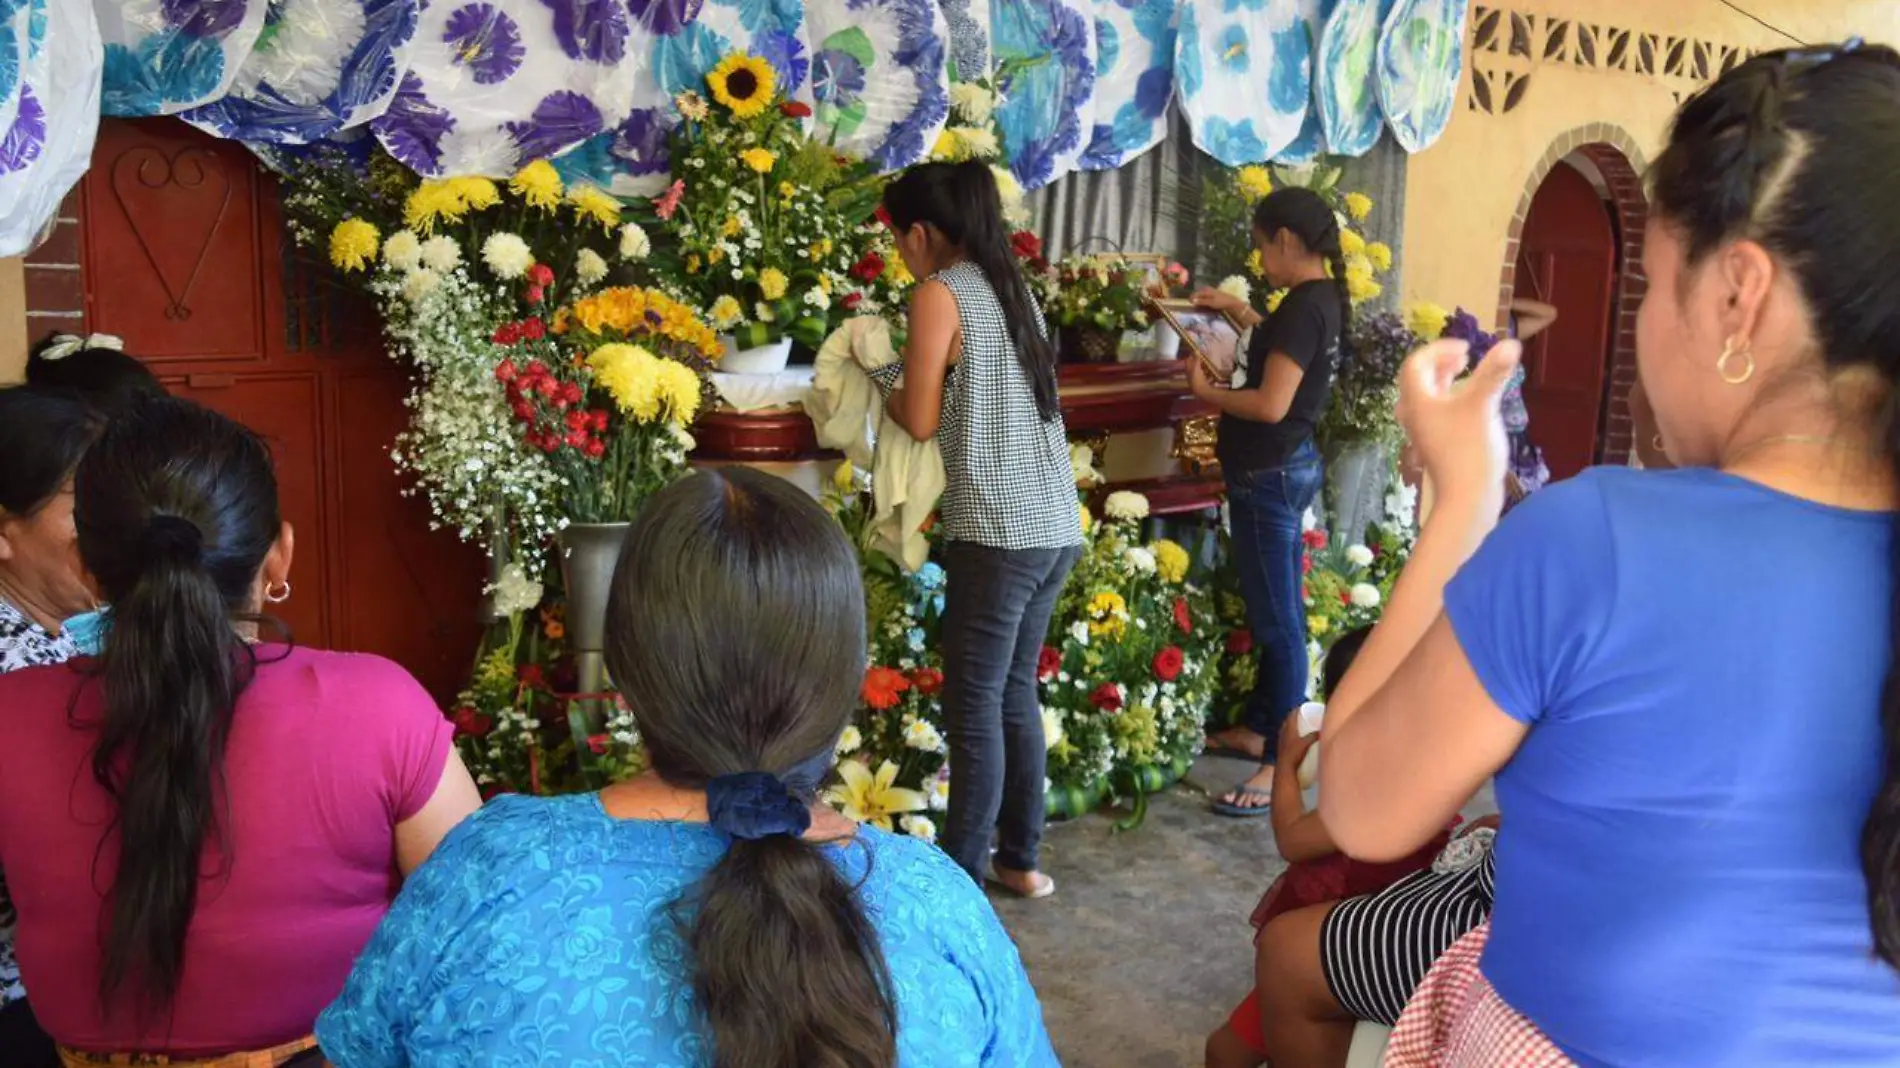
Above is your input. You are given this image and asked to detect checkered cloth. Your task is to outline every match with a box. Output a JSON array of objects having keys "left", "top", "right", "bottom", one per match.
[{"left": 1383, "top": 923, "right": 1574, "bottom": 1068}]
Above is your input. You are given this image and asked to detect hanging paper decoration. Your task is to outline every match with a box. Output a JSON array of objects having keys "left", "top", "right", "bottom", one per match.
[
  {"left": 1077, "top": 0, "right": 1173, "bottom": 171},
  {"left": 940, "top": 0, "right": 987, "bottom": 81},
  {"left": 1315, "top": 0, "right": 1387, "bottom": 157},
  {"left": 373, "top": 0, "right": 644, "bottom": 178},
  {"left": 807, "top": 0, "right": 948, "bottom": 171},
  {"left": 1175, "top": 0, "right": 1308, "bottom": 166},
  {"left": 1376, "top": 0, "right": 1468, "bottom": 152},
  {"left": 0, "top": 0, "right": 103, "bottom": 256},
  {"left": 182, "top": 0, "right": 420, "bottom": 145},
  {"left": 991, "top": 0, "right": 1095, "bottom": 190},
  {"left": 549, "top": 106, "right": 674, "bottom": 196},
  {"left": 99, "top": 0, "right": 271, "bottom": 116},
  {"left": 1271, "top": 0, "right": 1337, "bottom": 165},
  {"left": 648, "top": 0, "right": 811, "bottom": 104}
]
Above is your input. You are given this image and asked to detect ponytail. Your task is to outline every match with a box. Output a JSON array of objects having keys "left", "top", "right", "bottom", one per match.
[
  {"left": 883, "top": 161, "right": 1061, "bottom": 420},
  {"left": 605, "top": 469, "right": 896, "bottom": 1067},
  {"left": 71, "top": 398, "right": 282, "bottom": 1016}
]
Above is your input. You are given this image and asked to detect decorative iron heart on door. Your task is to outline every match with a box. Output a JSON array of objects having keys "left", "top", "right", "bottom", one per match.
[{"left": 109, "top": 147, "right": 234, "bottom": 322}]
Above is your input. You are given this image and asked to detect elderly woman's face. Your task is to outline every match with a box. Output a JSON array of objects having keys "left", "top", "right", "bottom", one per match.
[{"left": 0, "top": 480, "right": 94, "bottom": 621}]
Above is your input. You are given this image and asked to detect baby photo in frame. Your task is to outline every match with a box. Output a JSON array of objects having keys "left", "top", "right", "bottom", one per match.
[{"left": 1149, "top": 298, "right": 1245, "bottom": 382}]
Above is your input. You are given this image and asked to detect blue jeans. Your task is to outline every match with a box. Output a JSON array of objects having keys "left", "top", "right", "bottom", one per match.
[
  {"left": 1225, "top": 440, "right": 1323, "bottom": 765},
  {"left": 939, "top": 541, "right": 1082, "bottom": 882}
]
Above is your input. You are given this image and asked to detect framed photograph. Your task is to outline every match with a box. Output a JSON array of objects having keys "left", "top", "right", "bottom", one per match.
[{"left": 1149, "top": 298, "right": 1244, "bottom": 381}]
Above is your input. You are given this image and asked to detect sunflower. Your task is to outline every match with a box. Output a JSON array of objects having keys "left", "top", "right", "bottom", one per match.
[{"left": 707, "top": 53, "right": 776, "bottom": 119}]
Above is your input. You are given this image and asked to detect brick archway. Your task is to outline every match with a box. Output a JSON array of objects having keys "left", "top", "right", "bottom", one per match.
[{"left": 1497, "top": 125, "right": 1648, "bottom": 465}]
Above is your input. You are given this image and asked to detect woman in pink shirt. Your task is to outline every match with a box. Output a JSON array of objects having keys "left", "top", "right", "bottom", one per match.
[{"left": 0, "top": 397, "right": 481, "bottom": 1064}]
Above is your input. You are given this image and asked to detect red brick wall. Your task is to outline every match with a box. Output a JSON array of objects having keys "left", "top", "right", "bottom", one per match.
[{"left": 23, "top": 190, "right": 84, "bottom": 345}]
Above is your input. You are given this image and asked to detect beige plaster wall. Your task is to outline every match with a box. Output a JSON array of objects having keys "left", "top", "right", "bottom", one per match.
[{"left": 1402, "top": 0, "right": 1900, "bottom": 322}]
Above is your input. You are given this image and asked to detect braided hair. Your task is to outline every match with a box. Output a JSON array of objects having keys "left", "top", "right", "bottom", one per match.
[{"left": 1253, "top": 187, "right": 1352, "bottom": 333}]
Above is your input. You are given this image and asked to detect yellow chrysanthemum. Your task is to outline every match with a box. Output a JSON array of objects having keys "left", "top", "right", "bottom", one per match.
[
  {"left": 707, "top": 52, "right": 776, "bottom": 119},
  {"left": 884, "top": 256, "right": 913, "bottom": 286},
  {"left": 758, "top": 267, "right": 789, "bottom": 301},
  {"left": 1309, "top": 614, "right": 1331, "bottom": 637},
  {"left": 1152, "top": 539, "right": 1190, "bottom": 584},
  {"left": 511, "top": 160, "right": 564, "bottom": 210},
  {"left": 1078, "top": 502, "right": 1093, "bottom": 534},
  {"left": 1340, "top": 228, "right": 1367, "bottom": 257},
  {"left": 1347, "top": 274, "right": 1384, "bottom": 303},
  {"left": 778, "top": 181, "right": 797, "bottom": 201},
  {"left": 1406, "top": 300, "right": 1450, "bottom": 340},
  {"left": 740, "top": 147, "right": 777, "bottom": 174},
  {"left": 1246, "top": 248, "right": 1264, "bottom": 278},
  {"left": 931, "top": 128, "right": 965, "bottom": 161},
  {"left": 1366, "top": 241, "right": 1393, "bottom": 272},
  {"left": 1265, "top": 289, "right": 1287, "bottom": 314},
  {"left": 329, "top": 219, "right": 380, "bottom": 272},
  {"left": 568, "top": 185, "right": 622, "bottom": 230},
  {"left": 1088, "top": 591, "right": 1130, "bottom": 640},
  {"left": 403, "top": 181, "right": 467, "bottom": 233},
  {"left": 686, "top": 254, "right": 702, "bottom": 274},
  {"left": 449, "top": 176, "right": 500, "bottom": 211},
  {"left": 589, "top": 343, "right": 663, "bottom": 422},
  {"left": 1237, "top": 165, "right": 1274, "bottom": 201},
  {"left": 832, "top": 460, "right": 856, "bottom": 493},
  {"left": 708, "top": 294, "right": 744, "bottom": 329},
  {"left": 656, "top": 358, "right": 702, "bottom": 423},
  {"left": 1344, "top": 192, "right": 1373, "bottom": 221}
]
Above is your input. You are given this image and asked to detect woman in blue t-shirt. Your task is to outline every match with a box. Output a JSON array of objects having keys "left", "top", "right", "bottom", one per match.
[{"left": 1317, "top": 44, "right": 1900, "bottom": 1065}]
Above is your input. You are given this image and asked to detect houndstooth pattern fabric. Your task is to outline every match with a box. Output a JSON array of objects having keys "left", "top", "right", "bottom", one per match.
[
  {"left": 1384, "top": 923, "right": 1575, "bottom": 1068},
  {"left": 0, "top": 597, "right": 80, "bottom": 1005},
  {"left": 931, "top": 261, "right": 1083, "bottom": 552}
]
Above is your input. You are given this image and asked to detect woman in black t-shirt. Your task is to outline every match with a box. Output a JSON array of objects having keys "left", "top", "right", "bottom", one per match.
[{"left": 1189, "top": 187, "right": 1349, "bottom": 816}]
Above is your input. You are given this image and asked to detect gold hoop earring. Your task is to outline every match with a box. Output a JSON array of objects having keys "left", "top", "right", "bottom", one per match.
[
  {"left": 1717, "top": 336, "right": 1755, "bottom": 385},
  {"left": 1652, "top": 434, "right": 1666, "bottom": 452},
  {"left": 264, "top": 580, "right": 291, "bottom": 604}
]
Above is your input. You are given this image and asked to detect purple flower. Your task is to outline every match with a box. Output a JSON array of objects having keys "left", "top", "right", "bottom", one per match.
[
  {"left": 626, "top": 0, "right": 703, "bottom": 38},
  {"left": 541, "top": 0, "right": 630, "bottom": 63},
  {"left": 444, "top": 4, "right": 525, "bottom": 84},
  {"left": 0, "top": 85, "right": 44, "bottom": 175},
  {"left": 507, "top": 91, "right": 605, "bottom": 160},
  {"left": 163, "top": 0, "right": 247, "bottom": 39},
  {"left": 373, "top": 72, "right": 457, "bottom": 173},
  {"left": 1442, "top": 307, "right": 1499, "bottom": 363},
  {"left": 813, "top": 48, "right": 866, "bottom": 104}
]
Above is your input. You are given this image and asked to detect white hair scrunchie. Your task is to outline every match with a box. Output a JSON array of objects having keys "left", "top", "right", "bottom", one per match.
[{"left": 39, "top": 333, "right": 125, "bottom": 361}]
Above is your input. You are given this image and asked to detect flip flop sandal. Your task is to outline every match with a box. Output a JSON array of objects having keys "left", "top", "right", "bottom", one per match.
[
  {"left": 1210, "top": 785, "right": 1275, "bottom": 818},
  {"left": 987, "top": 870, "right": 1057, "bottom": 899}
]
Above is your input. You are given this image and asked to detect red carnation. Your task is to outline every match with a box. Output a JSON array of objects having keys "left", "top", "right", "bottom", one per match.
[
  {"left": 495, "top": 358, "right": 520, "bottom": 382},
  {"left": 862, "top": 666, "right": 911, "bottom": 710},
  {"left": 510, "top": 399, "right": 534, "bottom": 423},
  {"left": 1226, "top": 629, "right": 1253, "bottom": 656},
  {"left": 522, "top": 316, "right": 547, "bottom": 341},
  {"left": 586, "top": 733, "right": 610, "bottom": 754},
  {"left": 1037, "top": 645, "right": 1062, "bottom": 681},
  {"left": 525, "top": 286, "right": 547, "bottom": 305},
  {"left": 565, "top": 409, "right": 589, "bottom": 430},
  {"left": 851, "top": 252, "right": 885, "bottom": 283},
  {"left": 560, "top": 381, "right": 584, "bottom": 405},
  {"left": 842, "top": 292, "right": 864, "bottom": 311},
  {"left": 1302, "top": 529, "right": 1329, "bottom": 551},
  {"left": 874, "top": 205, "right": 893, "bottom": 228},
  {"left": 1302, "top": 554, "right": 1314, "bottom": 575},
  {"left": 535, "top": 376, "right": 560, "bottom": 399},
  {"left": 1153, "top": 646, "right": 1185, "bottom": 682},
  {"left": 527, "top": 263, "right": 555, "bottom": 287},
  {"left": 524, "top": 360, "right": 549, "bottom": 380},
  {"left": 518, "top": 664, "right": 547, "bottom": 689},
  {"left": 1173, "top": 596, "right": 1192, "bottom": 635},
  {"left": 451, "top": 705, "right": 493, "bottom": 738},
  {"left": 494, "top": 322, "right": 522, "bottom": 345},
  {"left": 1339, "top": 590, "right": 1352, "bottom": 606},
  {"left": 780, "top": 100, "right": 812, "bottom": 118},
  {"left": 909, "top": 667, "right": 944, "bottom": 695},
  {"left": 1010, "top": 231, "right": 1043, "bottom": 261},
  {"left": 583, "top": 438, "right": 607, "bottom": 459},
  {"left": 564, "top": 427, "right": 590, "bottom": 448},
  {"left": 1090, "top": 683, "right": 1124, "bottom": 713}
]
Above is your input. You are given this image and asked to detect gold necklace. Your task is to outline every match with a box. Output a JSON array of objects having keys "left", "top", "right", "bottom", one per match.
[{"left": 1723, "top": 433, "right": 1846, "bottom": 468}]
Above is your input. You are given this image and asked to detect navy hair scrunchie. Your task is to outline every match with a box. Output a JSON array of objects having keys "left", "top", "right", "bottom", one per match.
[{"left": 706, "top": 771, "right": 814, "bottom": 841}]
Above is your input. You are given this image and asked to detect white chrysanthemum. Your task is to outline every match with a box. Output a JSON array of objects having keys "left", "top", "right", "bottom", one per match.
[
  {"left": 1069, "top": 443, "right": 1101, "bottom": 488},
  {"left": 904, "top": 719, "right": 945, "bottom": 754},
  {"left": 576, "top": 248, "right": 609, "bottom": 285},
  {"left": 487, "top": 562, "right": 543, "bottom": 617},
  {"left": 950, "top": 82, "right": 996, "bottom": 125},
  {"left": 1123, "top": 546, "right": 1156, "bottom": 574},
  {"left": 1301, "top": 507, "right": 1320, "bottom": 532},
  {"left": 804, "top": 287, "right": 831, "bottom": 311},
  {"left": 901, "top": 815, "right": 938, "bottom": 843},
  {"left": 755, "top": 302, "right": 776, "bottom": 323},
  {"left": 1041, "top": 706, "right": 1065, "bottom": 750},
  {"left": 668, "top": 423, "right": 696, "bottom": 451},
  {"left": 618, "top": 222, "right": 651, "bottom": 261},
  {"left": 951, "top": 126, "right": 999, "bottom": 160},
  {"left": 241, "top": 0, "right": 361, "bottom": 105},
  {"left": 419, "top": 235, "right": 462, "bottom": 273},
  {"left": 1218, "top": 275, "right": 1252, "bottom": 303},
  {"left": 401, "top": 268, "right": 441, "bottom": 305},
  {"left": 1350, "top": 583, "right": 1382, "bottom": 608},
  {"left": 437, "top": 126, "right": 520, "bottom": 177},
  {"left": 836, "top": 725, "right": 863, "bottom": 755},
  {"left": 1068, "top": 620, "right": 1091, "bottom": 646},
  {"left": 1346, "top": 544, "right": 1375, "bottom": 567},
  {"left": 381, "top": 229, "right": 423, "bottom": 272},
  {"left": 1104, "top": 491, "right": 1150, "bottom": 522},
  {"left": 992, "top": 165, "right": 1028, "bottom": 226},
  {"left": 481, "top": 233, "right": 534, "bottom": 279},
  {"left": 928, "top": 774, "right": 951, "bottom": 811}
]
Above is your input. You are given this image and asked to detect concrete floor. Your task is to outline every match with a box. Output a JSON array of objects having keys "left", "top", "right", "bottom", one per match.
[{"left": 990, "top": 754, "right": 1496, "bottom": 1067}]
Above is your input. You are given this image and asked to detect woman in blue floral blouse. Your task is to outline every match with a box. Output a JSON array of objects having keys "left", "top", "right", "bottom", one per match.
[{"left": 317, "top": 468, "right": 1059, "bottom": 1068}]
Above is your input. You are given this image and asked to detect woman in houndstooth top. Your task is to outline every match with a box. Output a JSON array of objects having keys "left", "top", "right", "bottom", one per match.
[{"left": 880, "top": 161, "right": 1084, "bottom": 896}]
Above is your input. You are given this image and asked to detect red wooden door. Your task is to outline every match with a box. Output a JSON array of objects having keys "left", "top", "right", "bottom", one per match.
[
  {"left": 1514, "top": 161, "right": 1617, "bottom": 481},
  {"left": 80, "top": 119, "right": 486, "bottom": 700}
]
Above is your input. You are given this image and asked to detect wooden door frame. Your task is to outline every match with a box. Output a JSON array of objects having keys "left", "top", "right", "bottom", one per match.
[{"left": 1495, "top": 125, "right": 1649, "bottom": 466}]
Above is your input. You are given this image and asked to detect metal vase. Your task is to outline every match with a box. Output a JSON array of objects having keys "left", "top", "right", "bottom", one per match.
[
  {"left": 558, "top": 522, "right": 631, "bottom": 697},
  {"left": 1323, "top": 440, "right": 1394, "bottom": 549}
]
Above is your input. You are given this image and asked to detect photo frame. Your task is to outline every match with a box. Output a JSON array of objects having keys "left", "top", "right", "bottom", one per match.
[{"left": 1149, "top": 298, "right": 1245, "bottom": 381}]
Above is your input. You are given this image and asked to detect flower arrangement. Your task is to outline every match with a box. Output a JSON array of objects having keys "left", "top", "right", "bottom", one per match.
[
  {"left": 1197, "top": 161, "right": 1394, "bottom": 319},
  {"left": 1319, "top": 310, "right": 1420, "bottom": 449},
  {"left": 930, "top": 70, "right": 1031, "bottom": 226},
  {"left": 643, "top": 52, "right": 885, "bottom": 350},
  {"left": 1037, "top": 255, "right": 1153, "bottom": 333}
]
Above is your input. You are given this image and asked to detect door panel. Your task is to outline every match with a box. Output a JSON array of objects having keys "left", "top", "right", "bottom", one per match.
[{"left": 1515, "top": 160, "right": 1617, "bottom": 481}]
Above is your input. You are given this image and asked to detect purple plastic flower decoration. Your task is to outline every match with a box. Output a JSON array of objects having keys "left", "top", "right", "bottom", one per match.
[
  {"left": 812, "top": 48, "right": 866, "bottom": 104},
  {"left": 542, "top": 0, "right": 630, "bottom": 63},
  {"left": 163, "top": 0, "right": 248, "bottom": 39},
  {"left": 753, "top": 29, "right": 809, "bottom": 92},
  {"left": 612, "top": 108, "right": 671, "bottom": 176},
  {"left": 374, "top": 72, "right": 457, "bottom": 173},
  {"left": 1442, "top": 307, "right": 1499, "bottom": 364},
  {"left": 444, "top": 3, "right": 525, "bottom": 84},
  {"left": 507, "top": 91, "right": 605, "bottom": 160},
  {"left": 627, "top": 0, "right": 703, "bottom": 39},
  {"left": 0, "top": 85, "right": 46, "bottom": 175}
]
